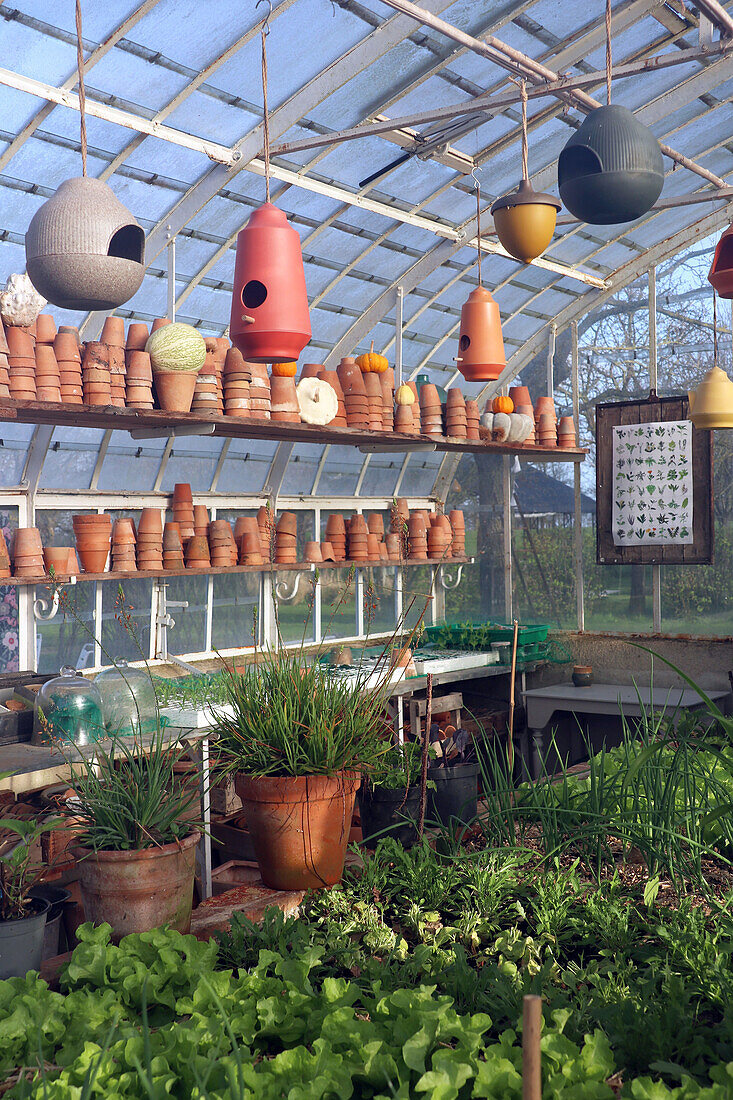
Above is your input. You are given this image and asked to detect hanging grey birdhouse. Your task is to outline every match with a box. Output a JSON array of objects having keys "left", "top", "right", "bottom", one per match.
[
  {"left": 25, "top": 177, "right": 145, "bottom": 310},
  {"left": 557, "top": 105, "right": 663, "bottom": 225}
]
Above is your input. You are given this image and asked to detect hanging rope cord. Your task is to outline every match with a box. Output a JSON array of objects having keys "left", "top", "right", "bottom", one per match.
[
  {"left": 713, "top": 291, "right": 718, "bottom": 369},
  {"left": 261, "top": 25, "right": 271, "bottom": 203},
  {"left": 606, "top": 0, "right": 612, "bottom": 106},
  {"left": 475, "top": 180, "right": 482, "bottom": 286},
  {"left": 75, "top": 0, "right": 87, "bottom": 176}
]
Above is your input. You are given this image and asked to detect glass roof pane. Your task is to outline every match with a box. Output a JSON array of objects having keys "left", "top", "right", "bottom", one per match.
[
  {"left": 39, "top": 427, "right": 104, "bottom": 491},
  {"left": 97, "top": 433, "right": 167, "bottom": 494},
  {"left": 160, "top": 436, "right": 226, "bottom": 493},
  {"left": 216, "top": 439, "right": 278, "bottom": 494},
  {"left": 0, "top": 424, "right": 34, "bottom": 488}
]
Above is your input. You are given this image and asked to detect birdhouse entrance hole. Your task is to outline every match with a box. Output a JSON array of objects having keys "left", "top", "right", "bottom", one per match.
[
  {"left": 460, "top": 335, "right": 470, "bottom": 350},
  {"left": 108, "top": 224, "right": 144, "bottom": 264},
  {"left": 242, "top": 280, "right": 268, "bottom": 309},
  {"left": 558, "top": 145, "right": 603, "bottom": 186}
]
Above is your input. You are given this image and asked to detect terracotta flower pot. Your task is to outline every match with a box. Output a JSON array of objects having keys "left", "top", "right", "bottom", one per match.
[
  {"left": 172, "top": 482, "right": 193, "bottom": 503},
  {"left": 43, "top": 547, "right": 73, "bottom": 575},
  {"left": 101, "top": 316, "right": 125, "bottom": 346},
  {"left": 73, "top": 831, "right": 198, "bottom": 941},
  {"left": 304, "top": 540, "right": 322, "bottom": 563},
  {"left": 151, "top": 318, "right": 171, "bottom": 332},
  {"left": 235, "top": 772, "right": 359, "bottom": 890},
  {"left": 234, "top": 516, "right": 259, "bottom": 540},
  {"left": 34, "top": 314, "right": 57, "bottom": 344},
  {"left": 138, "top": 508, "right": 163, "bottom": 534},
  {"left": 153, "top": 370, "right": 199, "bottom": 414},
  {"left": 126, "top": 323, "right": 149, "bottom": 351},
  {"left": 76, "top": 546, "right": 110, "bottom": 573}
]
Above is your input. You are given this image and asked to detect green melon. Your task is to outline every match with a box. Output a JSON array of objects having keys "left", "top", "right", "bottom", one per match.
[{"left": 145, "top": 322, "right": 206, "bottom": 373}]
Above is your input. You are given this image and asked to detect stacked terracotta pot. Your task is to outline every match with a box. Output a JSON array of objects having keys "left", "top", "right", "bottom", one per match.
[
  {"left": 449, "top": 510, "right": 466, "bottom": 556},
  {"left": 125, "top": 323, "right": 153, "bottom": 409},
  {"left": 363, "top": 374, "right": 384, "bottom": 432},
  {"left": 239, "top": 518, "right": 263, "bottom": 566},
  {"left": 303, "top": 540, "right": 322, "bottom": 563},
  {"left": 194, "top": 504, "right": 210, "bottom": 537},
  {"left": 407, "top": 514, "right": 428, "bottom": 560},
  {"left": 137, "top": 509, "right": 164, "bottom": 571},
  {"left": 6, "top": 326, "right": 36, "bottom": 400},
  {"left": 444, "top": 389, "right": 467, "bottom": 438},
  {"left": 162, "top": 523, "right": 184, "bottom": 569},
  {"left": 428, "top": 514, "right": 453, "bottom": 559},
  {"left": 338, "top": 358, "right": 369, "bottom": 429},
  {"left": 465, "top": 399, "right": 480, "bottom": 440},
  {"left": 381, "top": 370, "right": 394, "bottom": 431},
  {"left": 223, "top": 348, "right": 251, "bottom": 418},
  {"left": 0, "top": 532, "right": 11, "bottom": 578},
  {"left": 234, "top": 517, "right": 262, "bottom": 566},
  {"left": 275, "top": 512, "right": 297, "bottom": 564},
  {"left": 192, "top": 339, "right": 221, "bottom": 416},
  {"left": 0, "top": 323, "right": 10, "bottom": 399},
  {"left": 73, "top": 514, "right": 111, "bottom": 573},
  {"left": 101, "top": 317, "right": 126, "bottom": 407},
  {"left": 317, "top": 369, "right": 347, "bottom": 427},
  {"left": 257, "top": 506, "right": 274, "bottom": 560},
  {"left": 112, "top": 518, "right": 137, "bottom": 572},
  {"left": 535, "top": 397, "right": 557, "bottom": 447},
  {"left": 209, "top": 520, "right": 238, "bottom": 566},
  {"left": 34, "top": 316, "right": 61, "bottom": 402},
  {"left": 324, "top": 513, "right": 346, "bottom": 561},
  {"left": 12, "top": 528, "right": 44, "bottom": 577},
  {"left": 270, "top": 376, "right": 300, "bottom": 422},
  {"left": 81, "top": 342, "right": 111, "bottom": 407},
  {"left": 347, "top": 514, "right": 369, "bottom": 562},
  {"left": 394, "top": 398, "right": 416, "bottom": 435},
  {"left": 185, "top": 532, "right": 210, "bottom": 568},
  {"left": 55, "top": 330, "right": 83, "bottom": 404},
  {"left": 558, "top": 415, "right": 576, "bottom": 449},
  {"left": 248, "top": 362, "right": 271, "bottom": 419},
  {"left": 419, "top": 384, "right": 443, "bottom": 439},
  {"left": 172, "top": 484, "right": 195, "bottom": 539}
]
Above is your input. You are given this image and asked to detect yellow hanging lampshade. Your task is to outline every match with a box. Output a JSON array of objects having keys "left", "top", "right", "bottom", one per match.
[{"left": 689, "top": 292, "right": 733, "bottom": 428}]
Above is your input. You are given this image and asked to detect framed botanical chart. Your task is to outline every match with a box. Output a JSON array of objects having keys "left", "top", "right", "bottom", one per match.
[{"left": 596, "top": 394, "right": 713, "bottom": 566}]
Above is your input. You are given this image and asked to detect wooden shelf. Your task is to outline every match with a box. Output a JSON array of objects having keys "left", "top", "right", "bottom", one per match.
[
  {"left": 3, "top": 557, "right": 472, "bottom": 587},
  {"left": 0, "top": 399, "right": 587, "bottom": 462}
]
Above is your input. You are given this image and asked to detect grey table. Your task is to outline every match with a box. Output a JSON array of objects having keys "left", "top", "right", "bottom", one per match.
[{"left": 521, "top": 683, "right": 729, "bottom": 779}]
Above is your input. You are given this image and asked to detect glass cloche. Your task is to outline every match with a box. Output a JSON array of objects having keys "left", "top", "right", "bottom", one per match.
[
  {"left": 94, "top": 658, "right": 158, "bottom": 737},
  {"left": 32, "top": 667, "right": 105, "bottom": 747}
]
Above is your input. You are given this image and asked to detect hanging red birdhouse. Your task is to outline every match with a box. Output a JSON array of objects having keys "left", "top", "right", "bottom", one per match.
[
  {"left": 708, "top": 223, "right": 733, "bottom": 299},
  {"left": 229, "top": 203, "right": 311, "bottom": 362},
  {"left": 455, "top": 287, "right": 506, "bottom": 382}
]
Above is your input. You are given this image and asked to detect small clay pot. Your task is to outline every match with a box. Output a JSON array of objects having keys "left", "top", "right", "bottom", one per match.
[
  {"left": 138, "top": 508, "right": 163, "bottom": 534},
  {"left": 43, "top": 547, "right": 72, "bottom": 575},
  {"left": 325, "top": 513, "right": 346, "bottom": 535},
  {"left": 126, "top": 351, "right": 152, "bottom": 379},
  {"left": 5, "top": 328, "right": 34, "bottom": 357},
  {"left": 509, "top": 385, "right": 531, "bottom": 407},
  {"left": 34, "top": 315, "right": 57, "bottom": 344},
  {"left": 151, "top": 318, "right": 171, "bottom": 332},
  {"left": 153, "top": 370, "right": 199, "bottom": 414},
  {"left": 276, "top": 512, "right": 297, "bottom": 536},
  {"left": 53, "top": 333, "right": 81, "bottom": 363},
  {"left": 101, "top": 316, "right": 125, "bottom": 347},
  {"left": 76, "top": 546, "right": 110, "bottom": 573},
  {"left": 572, "top": 665, "right": 593, "bottom": 688},
  {"left": 193, "top": 505, "right": 209, "bottom": 530},
  {"left": 303, "top": 541, "right": 322, "bottom": 563},
  {"left": 126, "top": 323, "right": 150, "bottom": 351}
]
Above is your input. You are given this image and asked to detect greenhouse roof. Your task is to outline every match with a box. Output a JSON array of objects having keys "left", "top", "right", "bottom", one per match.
[{"left": 0, "top": 0, "right": 731, "bottom": 498}]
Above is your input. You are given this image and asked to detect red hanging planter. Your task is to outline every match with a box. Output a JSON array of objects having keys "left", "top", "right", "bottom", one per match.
[
  {"left": 708, "top": 223, "right": 733, "bottom": 298},
  {"left": 456, "top": 287, "right": 506, "bottom": 382},
  {"left": 229, "top": 204, "right": 311, "bottom": 363}
]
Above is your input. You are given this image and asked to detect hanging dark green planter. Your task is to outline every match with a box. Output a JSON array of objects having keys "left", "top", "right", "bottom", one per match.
[{"left": 557, "top": 105, "right": 663, "bottom": 225}]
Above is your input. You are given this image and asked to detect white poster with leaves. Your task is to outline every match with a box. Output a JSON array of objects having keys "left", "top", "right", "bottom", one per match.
[{"left": 612, "top": 420, "right": 693, "bottom": 545}]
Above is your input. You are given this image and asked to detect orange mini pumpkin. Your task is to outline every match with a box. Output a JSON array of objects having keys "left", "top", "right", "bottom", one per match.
[
  {"left": 493, "top": 395, "right": 514, "bottom": 414},
  {"left": 271, "top": 360, "right": 297, "bottom": 378},
  {"left": 356, "top": 340, "right": 388, "bottom": 374}
]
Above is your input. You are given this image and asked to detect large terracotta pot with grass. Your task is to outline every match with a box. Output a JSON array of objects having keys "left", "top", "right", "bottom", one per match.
[
  {"left": 73, "top": 831, "right": 199, "bottom": 941},
  {"left": 235, "top": 772, "right": 359, "bottom": 890}
]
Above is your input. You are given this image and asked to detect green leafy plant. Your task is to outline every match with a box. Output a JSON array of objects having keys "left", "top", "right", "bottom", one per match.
[
  {"left": 364, "top": 740, "right": 426, "bottom": 790},
  {"left": 0, "top": 817, "right": 60, "bottom": 921}
]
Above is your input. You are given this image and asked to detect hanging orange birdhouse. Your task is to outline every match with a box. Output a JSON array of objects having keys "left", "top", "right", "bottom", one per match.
[
  {"left": 230, "top": 203, "right": 311, "bottom": 363},
  {"left": 708, "top": 223, "right": 733, "bottom": 299},
  {"left": 455, "top": 287, "right": 506, "bottom": 382}
]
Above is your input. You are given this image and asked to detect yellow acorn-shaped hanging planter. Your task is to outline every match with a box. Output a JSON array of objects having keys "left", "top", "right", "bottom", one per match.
[
  {"left": 490, "top": 81, "right": 561, "bottom": 264},
  {"left": 491, "top": 179, "right": 561, "bottom": 264}
]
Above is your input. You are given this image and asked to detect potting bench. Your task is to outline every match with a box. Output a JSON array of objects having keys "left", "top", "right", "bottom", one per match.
[{"left": 521, "top": 682, "right": 731, "bottom": 779}]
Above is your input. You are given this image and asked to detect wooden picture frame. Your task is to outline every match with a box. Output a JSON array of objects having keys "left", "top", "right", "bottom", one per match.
[{"left": 596, "top": 393, "right": 713, "bottom": 565}]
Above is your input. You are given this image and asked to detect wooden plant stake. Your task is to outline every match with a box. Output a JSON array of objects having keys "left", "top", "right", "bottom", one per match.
[
  {"left": 522, "top": 994, "right": 542, "bottom": 1100},
  {"left": 418, "top": 672, "right": 433, "bottom": 838},
  {"left": 507, "top": 619, "right": 519, "bottom": 780}
]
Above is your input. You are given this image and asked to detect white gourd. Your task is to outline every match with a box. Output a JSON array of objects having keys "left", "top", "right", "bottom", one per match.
[
  {"left": 492, "top": 412, "right": 511, "bottom": 442},
  {"left": 519, "top": 414, "right": 535, "bottom": 441},
  {"left": 480, "top": 411, "right": 494, "bottom": 430},
  {"left": 297, "top": 377, "right": 338, "bottom": 425},
  {"left": 507, "top": 413, "right": 525, "bottom": 443}
]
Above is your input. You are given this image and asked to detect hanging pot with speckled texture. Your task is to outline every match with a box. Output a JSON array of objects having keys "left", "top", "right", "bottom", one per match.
[
  {"left": 25, "top": 177, "right": 145, "bottom": 310},
  {"left": 558, "top": 105, "right": 663, "bottom": 225}
]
